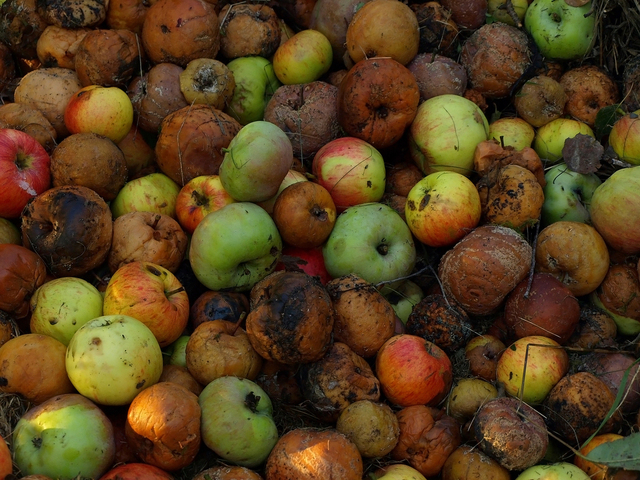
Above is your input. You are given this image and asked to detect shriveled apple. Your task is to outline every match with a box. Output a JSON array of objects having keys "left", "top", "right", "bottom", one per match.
[
  {"left": 179, "top": 58, "right": 235, "bottom": 109},
  {"left": 336, "top": 400, "right": 399, "bottom": 458}
]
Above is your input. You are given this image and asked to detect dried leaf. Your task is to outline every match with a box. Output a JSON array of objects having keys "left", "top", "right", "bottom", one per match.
[
  {"left": 586, "top": 431, "right": 640, "bottom": 470},
  {"left": 562, "top": 134, "right": 603, "bottom": 174}
]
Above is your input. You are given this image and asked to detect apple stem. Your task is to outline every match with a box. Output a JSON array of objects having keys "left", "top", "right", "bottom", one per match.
[
  {"left": 165, "top": 286, "right": 185, "bottom": 297},
  {"left": 505, "top": 0, "right": 522, "bottom": 28},
  {"left": 231, "top": 311, "right": 247, "bottom": 335},
  {"left": 151, "top": 214, "right": 161, "bottom": 230}
]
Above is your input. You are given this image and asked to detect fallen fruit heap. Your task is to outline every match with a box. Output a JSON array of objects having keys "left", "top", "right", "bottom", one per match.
[{"left": 1, "top": 0, "right": 640, "bottom": 478}]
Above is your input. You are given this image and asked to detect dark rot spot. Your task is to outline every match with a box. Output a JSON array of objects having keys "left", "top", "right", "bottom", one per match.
[
  {"left": 91, "top": 337, "right": 101, "bottom": 346},
  {"left": 146, "top": 265, "right": 162, "bottom": 276},
  {"left": 136, "top": 380, "right": 146, "bottom": 389},
  {"left": 419, "top": 193, "right": 431, "bottom": 211}
]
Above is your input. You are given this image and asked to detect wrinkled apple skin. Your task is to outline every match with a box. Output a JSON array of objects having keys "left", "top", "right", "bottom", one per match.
[
  {"left": 541, "top": 162, "right": 601, "bottom": 225},
  {"left": 199, "top": 376, "right": 278, "bottom": 468},
  {"left": 590, "top": 165, "right": 640, "bottom": 254},
  {"left": 189, "top": 202, "right": 282, "bottom": 292}
]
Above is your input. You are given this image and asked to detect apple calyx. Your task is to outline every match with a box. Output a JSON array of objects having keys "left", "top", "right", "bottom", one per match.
[
  {"left": 31, "top": 437, "right": 42, "bottom": 449},
  {"left": 191, "top": 189, "right": 210, "bottom": 207},
  {"left": 377, "top": 241, "right": 389, "bottom": 256},
  {"left": 14, "top": 151, "right": 32, "bottom": 170},
  {"left": 244, "top": 391, "right": 261, "bottom": 413}
]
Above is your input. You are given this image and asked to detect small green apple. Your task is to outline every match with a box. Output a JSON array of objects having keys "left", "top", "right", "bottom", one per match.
[
  {"left": 383, "top": 280, "right": 424, "bottom": 324},
  {"left": 199, "top": 376, "right": 279, "bottom": 468},
  {"left": 225, "top": 56, "right": 281, "bottom": 125},
  {"left": 488, "top": 0, "right": 528, "bottom": 25},
  {"left": 515, "top": 462, "right": 590, "bottom": 480},
  {"left": 164, "top": 334, "right": 190, "bottom": 367},
  {"left": 489, "top": 117, "right": 535, "bottom": 150},
  {"left": 541, "top": 162, "right": 602, "bottom": 225},
  {"left": 111, "top": 172, "right": 180, "bottom": 219},
  {"left": 533, "top": 118, "right": 594, "bottom": 164},
  {"left": 29, "top": 277, "right": 104, "bottom": 346},
  {"left": 272, "top": 29, "right": 333, "bottom": 85}
]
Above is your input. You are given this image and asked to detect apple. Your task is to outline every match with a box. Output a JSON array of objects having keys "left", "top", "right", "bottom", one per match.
[
  {"left": 199, "top": 376, "right": 279, "bottom": 468},
  {"left": 12, "top": 393, "right": 116, "bottom": 479},
  {"left": 409, "top": 94, "right": 489, "bottom": 176},
  {"left": 219, "top": 120, "right": 294, "bottom": 202},
  {"left": 488, "top": 117, "right": 536, "bottom": 150},
  {"left": 541, "top": 162, "right": 602, "bottom": 225},
  {"left": 312, "top": 136, "right": 386, "bottom": 212},
  {"left": 29, "top": 277, "right": 104, "bottom": 346},
  {"left": 0, "top": 217, "right": 22, "bottom": 244},
  {"left": 103, "top": 261, "right": 190, "bottom": 347},
  {"left": 99, "top": 463, "right": 174, "bottom": 480},
  {"left": 465, "top": 334, "right": 506, "bottom": 382},
  {"left": 224, "top": 55, "right": 282, "bottom": 125},
  {"left": 116, "top": 124, "right": 156, "bottom": 178},
  {"left": 275, "top": 244, "right": 333, "bottom": 284},
  {"left": 609, "top": 110, "right": 640, "bottom": 165},
  {"left": 496, "top": 335, "right": 569, "bottom": 404},
  {"left": 256, "top": 169, "right": 308, "bottom": 214},
  {"left": 383, "top": 280, "right": 424, "bottom": 324},
  {"left": 165, "top": 334, "right": 190, "bottom": 368},
  {"left": 375, "top": 333, "right": 453, "bottom": 407},
  {"left": 322, "top": 202, "right": 416, "bottom": 288},
  {"left": 372, "top": 464, "right": 427, "bottom": 480},
  {"left": 0, "top": 128, "right": 51, "bottom": 218},
  {"left": 65, "top": 314, "right": 164, "bottom": 406},
  {"left": 175, "top": 175, "right": 236, "bottom": 234},
  {"left": 111, "top": 172, "right": 181, "bottom": 219},
  {"left": 405, "top": 171, "right": 482, "bottom": 247},
  {"left": 589, "top": 166, "right": 640, "bottom": 254},
  {"left": 524, "top": 0, "right": 596, "bottom": 60},
  {"left": 590, "top": 291, "right": 640, "bottom": 336},
  {"left": 189, "top": 202, "right": 283, "bottom": 292},
  {"left": 533, "top": 118, "right": 595, "bottom": 164},
  {"left": 515, "top": 462, "right": 591, "bottom": 480},
  {"left": 488, "top": 0, "right": 528, "bottom": 26},
  {"left": 272, "top": 29, "right": 333, "bottom": 85},
  {"left": 64, "top": 84, "right": 134, "bottom": 143},
  {"left": 0, "top": 438, "right": 11, "bottom": 480}
]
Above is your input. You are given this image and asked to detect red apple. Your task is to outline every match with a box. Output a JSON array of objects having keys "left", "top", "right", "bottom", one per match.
[
  {"left": 175, "top": 175, "right": 236, "bottom": 234},
  {"left": 103, "top": 261, "right": 190, "bottom": 347},
  {"left": 99, "top": 463, "right": 174, "bottom": 480},
  {"left": 375, "top": 333, "right": 453, "bottom": 407},
  {"left": 312, "top": 136, "right": 386, "bottom": 212},
  {"left": 0, "top": 128, "right": 51, "bottom": 218},
  {"left": 275, "top": 245, "right": 332, "bottom": 284}
]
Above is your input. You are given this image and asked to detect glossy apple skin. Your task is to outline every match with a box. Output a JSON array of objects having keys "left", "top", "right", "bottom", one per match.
[
  {"left": 175, "top": 175, "right": 236, "bottom": 234},
  {"left": 524, "top": 0, "right": 595, "bottom": 60},
  {"left": 273, "top": 29, "right": 333, "bottom": 85},
  {"left": 0, "top": 128, "right": 51, "bottom": 218},
  {"left": 111, "top": 172, "right": 181, "bottom": 219},
  {"left": 488, "top": 117, "right": 535, "bottom": 150},
  {"left": 375, "top": 333, "right": 453, "bottom": 407},
  {"left": 590, "top": 166, "right": 640, "bottom": 254},
  {"left": 103, "top": 261, "right": 190, "bottom": 347},
  {"left": 12, "top": 393, "right": 116, "bottom": 479},
  {"left": 275, "top": 245, "right": 332, "bottom": 284},
  {"left": 312, "top": 136, "right": 386, "bottom": 212},
  {"left": 609, "top": 111, "right": 640, "bottom": 165},
  {"left": 323, "top": 202, "right": 416, "bottom": 288},
  {"left": 405, "top": 171, "right": 481, "bottom": 247},
  {"left": 64, "top": 84, "right": 134, "bottom": 143},
  {"left": 533, "top": 118, "right": 594, "bottom": 163},
  {"left": 541, "top": 162, "right": 601, "bottom": 225},
  {"left": 189, "top": 202, "right": 282, "bottom": 292},
  {"left": 496, "top": 335, "right": 569, "bottom": 404},
  {"left": 198, "top": 376, "right": 278, "bottom": 468},
  {"left": 224, "top": 56, "right": 281, "bottom": 125},
  {"left": 65, "top": 315, "right": 164, "bottom": 406},
  {"left": 409, "top": 94, "right": 489, "bottom": 176}
]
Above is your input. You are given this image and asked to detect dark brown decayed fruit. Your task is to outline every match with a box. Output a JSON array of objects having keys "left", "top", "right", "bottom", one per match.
[
  {"left": 460, "top": 22, "right": 532, "bottom": 99},
  {"left": 464, "top": 334, "right": 506, "bottom": 381},
  {"left": 192, "top": 466, "right": 263, "bottom": 480},
  {"left": 155, "top": 104, "right": 242, "bottom": 186},
  {"left": 0, "top": 244, "right": 47, "bottom": 320},
  {"left": 39, "top": 0, "right": 108, "bottom": 28},
  {"left": 50, "top": 132, "right": 128, "bottom": 201},
  {"left": 407, "top": 53, "right": 467, "bottom": 101},
  {"left": 255, "top": 359, "right": 303, "bottom": 405},
  {"left": 514, "top": 75, "right": 567, "bottom": 127},
  {"left": 410, "top": 2, "right": 459, "bottom": 55},
  {"left": 440, "top": 0, "right": 487, "bottom": 30},
  {"left": 218, "top": 3, "right": 281, "bottom": 59},
  {"left": 565, "top": 304, "right": 618, "bottom": 349},
  {"left": 560, "top": 65, "right": 620, "bottom": 127},
  {"left": 21, "top": 185, "right": 113, "bottom": 278},
  {"left": 0, "top": 0, "right": 48, "bottom": 60},
  {"left": 245, "top": 271, "right": 334, "bottom": 365},
  {"left": 189, "top": 290, "right": 250, "bottom": 330},
  {"left": 105, "top": 0, "right": 150, "bottom": 34},
  {"left": 438, "top": 224, "right": 532, "bottom": 316},
  {"left": 473, "top": 396, "right": 549, "bottom": 471},
  {"left": 593, "top": 263, "right": 640, "bottom": 323},
  {"left": 441, "top": 444, "right": 511, "bottom": 480},
  {"left": 473, "top": 139, "right": 546, "bottom": 186},
  {"left": 297, "top": 342, "right": 381, "bottom": 422},
  {"left": 265, "top": 428, "right": 363, "bottom": 480},
  {"left": 36, "top": 25, "right": 90, "bottom": 69}
]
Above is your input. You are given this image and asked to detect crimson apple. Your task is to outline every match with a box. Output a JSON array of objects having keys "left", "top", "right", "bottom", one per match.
[
  {"left": 275, "top": 245, "right": 332, "bottom": 284},
  {"left": 405, "top": 171, "right": 481, "bottom": 247},
  {"left": 0, "top": 128, "right": 51, "bottom": 218},
  {"left": 103, "top": 261, "right": 190, "bottom": 347},
  {"left": 175, "top": 175, "right": 236, "bottom": 234},
  {"left": 312, "top": 137, "right": 386, "bottom": 212}
]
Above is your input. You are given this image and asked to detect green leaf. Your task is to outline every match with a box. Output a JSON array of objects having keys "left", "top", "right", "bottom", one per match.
[
  {"left": 586, "top": 432, "right": 640, "bottom": 470},
  {"left": 594, "top": 103, "right": 625, "bottom": 140}
]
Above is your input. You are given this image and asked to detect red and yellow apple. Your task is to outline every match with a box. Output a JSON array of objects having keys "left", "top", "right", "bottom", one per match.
[{"left": 175, "top": 175, "right": 236, "bottom": 234}]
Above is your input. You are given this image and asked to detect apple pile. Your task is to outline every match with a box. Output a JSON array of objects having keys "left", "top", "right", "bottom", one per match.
[{"left": 1, "top": 0, "right": 640, "bottom": 478}]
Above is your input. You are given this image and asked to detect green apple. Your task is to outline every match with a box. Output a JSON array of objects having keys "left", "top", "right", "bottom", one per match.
[
  {"left": 29, "top": 277, "right": 104, "bottom": 346},
  {"left": 541, "top": 162, "right": 602, "bottom": 225},
  {"left": 323, "top": 202, "right": 416, "bottom": 288},
  {"left": 372, "top": 463, "right": 427, "bottom": 480},
  {"left": 533, "top": 118, "right": 595, "bottom": 164},
  {"left": 0, "top": 217, "right": 21, "bottom": 244},
  {"left": 488, "top": 0, "right": 528, "bottom": 25},
  {"left": 591, "top": 290, "right": 640, "bottom": 336},
  {"left": 590, "top": 165, "right": 640, "bottom": 254},
  {"left": 189, "top": 202, "right": 282, "bottom": 292},
  {"left": 111, "top": 172, "right": 180, "bottom": 219},
  {"left": 409, "top": 94, "right": 489, "bottom": 176},
  {"left": 272, "top": 29, "right": 333, "bottom": 85},
  {"left": 524, "top": 0, "right": 596, "bottom": 60},
  {"left": 383, "top": 280, "right": 424, "bottom": 324},
  {"left": 219, "top": 121, "right": 294, "bottom": 202},
  {"left": 13, "top": 393, "right": 115, "bottom": 479},
  {"left": 489, "top": 117, "right": 535, "bottom": 150},
  {"left": 224, "top": 56, "right": 281, "bottom": 125},
  {"left": 164, "top": 334, "right": 190, "bottom": 367},
  {"left": 65, "top": 314, "right": 164, "bottom": 406},
  {"left": 515, "top": 462, "right": 590, "bottom": 480},
  {"left": 199, "top": 376, "right": 279, "bottom": 468}
]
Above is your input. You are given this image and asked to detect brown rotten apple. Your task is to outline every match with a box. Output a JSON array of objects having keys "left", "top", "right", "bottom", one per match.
[
  {"left": 0, "top": 244, "right": 46, "bottom": 321},
  {"left": 218, "top": 3, "right": 281, "bottom": 59},
  {"left": 189, "top": 290, "right": 250, "bottom": 330},
  {"left": 336, "top": 400, "right": 400, "bottom": 458},
  {"left": 514, "top": 75, "right": 567, "bottom": 128},
  {"left": 179, "top": 58, "right": 235, "bottom": 109}
]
